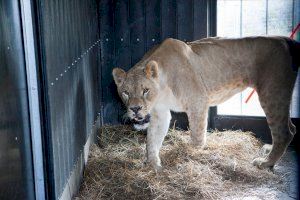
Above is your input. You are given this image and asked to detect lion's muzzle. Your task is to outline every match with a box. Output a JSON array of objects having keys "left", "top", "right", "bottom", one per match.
[{"left": 131, "top": 114, "right": 151, "bottom": 130}]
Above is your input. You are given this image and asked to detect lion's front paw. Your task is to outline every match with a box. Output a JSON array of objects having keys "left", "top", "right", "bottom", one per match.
[
  {"left": 147, "top": 161, "right": 162, "bottom": 172},
  {"left": 190, "top": 138, "right": 206, "bottom": 149},
  {"left": 153, "top": 164, "right": 163, "bottom": 173},
  {"left": 147, "top": 157, "right": 163, "bottom": 172},
  {"left": 252, "top": 157, "right": 274, "bottom": 169},
  {"left": 261, "top": 144, "right": 272, "bottom": 155}
]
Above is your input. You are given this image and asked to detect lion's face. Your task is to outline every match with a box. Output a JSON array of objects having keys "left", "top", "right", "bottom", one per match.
[{"left": 112, "top": 61, "right": 159, "bottom": 130}]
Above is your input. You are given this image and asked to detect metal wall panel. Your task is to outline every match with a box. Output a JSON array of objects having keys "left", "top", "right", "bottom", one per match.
[
  {"left": 0, "top": 0, "right": 35, "bottom": 199},
  {"left": 100, "top": 0, "right": 208, "bottom": 125},
  {"left": 36, "top": 0, "right": 101, "bottom": 199}
]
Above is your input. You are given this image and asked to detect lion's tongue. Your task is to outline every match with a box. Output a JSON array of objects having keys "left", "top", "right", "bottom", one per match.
[{"left": 132, "top": 114, "right": 150, "bottom": 125}]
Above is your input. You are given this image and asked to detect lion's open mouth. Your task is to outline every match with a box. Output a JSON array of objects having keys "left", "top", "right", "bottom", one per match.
[{"left": 131, "top": 114, "right": 151, "bottom": 125}]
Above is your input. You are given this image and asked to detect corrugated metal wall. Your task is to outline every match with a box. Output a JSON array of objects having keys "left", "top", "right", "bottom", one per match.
[
  {"left": 0, "top": 1, "right": 35, "bottom": 199},
  {"left": 99, "top": 0, "right": 208, "bottom": 125},
  {"left": 35, "top": 0, "right": 101, "bottom": 199}
]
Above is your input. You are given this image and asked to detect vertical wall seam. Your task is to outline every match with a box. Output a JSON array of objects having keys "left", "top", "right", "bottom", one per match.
[
  {"left": 239, "top": 0, "right": 243, "bottom": 114},
  {"left": 143, "top": 0, "right": 147, "bottom": 53},
  {"left": 160, "top": 0, "right": 162, "bottom": 41},
  {"left": 128, "top": 0, "right": 132, "bottom": 68},
  {"left": 240, "top": 0, "right": 242, "bottom": 37},
  {"left": 292, "top": 0, "right": 295, "bottom": 28},
  {"left": 19, "top": 0, "right": 46, "bottom": 199},
  {"left": 96, "top": 0, "right": 103, "bottom": 123},
  {"left": 192, "top": 0, "right": 195, "bottom": 40},
  {"left": 266, "top": 0, "right": 268, "bottom": 35},
  {"left": 175, "top": 0, "right": 178, "bottom": 39},
  {"left": 33, "top": 0, "right": 56, "bottom": 198}
]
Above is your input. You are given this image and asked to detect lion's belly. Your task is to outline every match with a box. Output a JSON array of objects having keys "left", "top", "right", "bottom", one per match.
[{"left": 208, "top": 85, "right": 247, "bottom": 106}]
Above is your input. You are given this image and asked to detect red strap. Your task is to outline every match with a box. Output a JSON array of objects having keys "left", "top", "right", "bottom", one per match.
[
  {"left": 290, "top": 23, "right": 300, "bottom": 39},
  {"left": 245, "top": 22, "right": 300, "bottom": 104},
  {"left": 244, "top": 89, "right": 256, "bottom": 104}
]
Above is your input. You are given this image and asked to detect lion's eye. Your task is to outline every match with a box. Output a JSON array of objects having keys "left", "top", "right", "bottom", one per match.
[
  {"left": 143, "top": 88, "right": 149, "bottom": 96},
  {"left": 122, "top": 91, "right": 129, "bottom": 100}
]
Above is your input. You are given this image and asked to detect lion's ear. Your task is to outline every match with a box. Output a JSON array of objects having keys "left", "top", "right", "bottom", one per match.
[
  {"left": 144, "top": 60, "right": 158, "bottom": 79},
  {"left": 112, "top": 68, "right": 126, "bottom": 86}
]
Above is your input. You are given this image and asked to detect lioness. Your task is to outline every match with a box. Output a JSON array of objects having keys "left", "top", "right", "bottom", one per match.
[{"left": 112, "top": 37, "right": 299, "bottom": 171}]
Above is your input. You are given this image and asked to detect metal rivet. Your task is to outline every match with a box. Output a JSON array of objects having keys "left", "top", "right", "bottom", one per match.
[
  {"left": 64, "top": 70, "right": 67, "bottom": 73},
  {"left": 137, "top": 38, "right": 140, "bottom": 41},
  {"left": 121, "top": 38, "right": 123, "bottom": 41},
  {"left": 152, "top": 38, "right": 155, "bottom": 42},
  {"left": 74, "top": 60, "right": 77, "bottom": 63},
  {"left": 51, "top": 82, "right": 54, "bottom": 85},
  {"left": 106, "top": 38, "right": 109, "bottom": 41},
  {"left": 7, "top": 46, "right": 10, "bottom": 50},
  {"left": 15, "top": 137, "right": 18, "bottom": 141},
  {"left": 60, "top": 73, "right": 63, "bottom": 77},
  {"left": 56, "top": 78, "right": 58, "bottom": 81},
  {"left": 68, "top": 66, "right": 71, "bottom": 69},
  {"left": 72, "top": 63, "right": 74, "bottom": 65}
]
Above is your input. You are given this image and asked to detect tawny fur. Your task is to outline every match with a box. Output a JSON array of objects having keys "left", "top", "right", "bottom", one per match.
[{"left": 113, "top": 36, "right": 298, "bottom": 171}]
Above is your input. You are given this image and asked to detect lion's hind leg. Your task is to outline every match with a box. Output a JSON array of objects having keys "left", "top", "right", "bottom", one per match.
[{"left": 252, "top": 81, "right": 295, "bottom": 169}]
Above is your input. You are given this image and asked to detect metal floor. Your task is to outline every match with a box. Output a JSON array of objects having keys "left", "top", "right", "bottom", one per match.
[{"left": 227, "top": 147, "right": 299, "bottom": 200}]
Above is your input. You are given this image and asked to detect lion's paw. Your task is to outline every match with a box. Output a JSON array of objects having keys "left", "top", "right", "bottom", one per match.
[
  {"left": 148, "top": 162, "right": 163, "bottom": 173},
  {"left": 252, "top": 157, "right": 274, "bottom": 170},
  {"left": 261, "top": 144, "right": 272, "bottom": 156},
  {"left": 147, "top": 158, "right": 163, "bottom": 173},
  {"left": 153, "top": 165, "right": 163, "bottom": 173},
  {"left": 190, "top": 138, "right": 206, "bottom": 149}
]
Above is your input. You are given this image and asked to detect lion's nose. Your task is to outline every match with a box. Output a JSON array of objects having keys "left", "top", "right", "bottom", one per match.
[{"left": 130, "top": 106, "right": 142, "bottom": 113}]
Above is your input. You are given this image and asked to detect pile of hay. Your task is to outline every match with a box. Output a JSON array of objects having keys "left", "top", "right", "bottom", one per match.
[{"left": 76, "top": 125, "right": 286, "bottom": 200}]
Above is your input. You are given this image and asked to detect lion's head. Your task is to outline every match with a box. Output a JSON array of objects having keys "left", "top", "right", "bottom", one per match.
[{"left": 112, "top": 60, "right": 160, "bottom": 130}]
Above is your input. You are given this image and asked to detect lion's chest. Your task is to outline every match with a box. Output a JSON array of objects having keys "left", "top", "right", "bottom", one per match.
[{"left": 155, "top": 87, "right": 186, "bottom": 113}]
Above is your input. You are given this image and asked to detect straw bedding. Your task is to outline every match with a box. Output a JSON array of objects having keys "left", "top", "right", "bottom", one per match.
[{"left": 75, "top": 125, "right": 287, "bottom": 200}]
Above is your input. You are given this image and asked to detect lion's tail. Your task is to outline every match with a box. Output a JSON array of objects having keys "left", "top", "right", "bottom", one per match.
[{"left": 285, "top": 38, "right": 300, "bottom": 71}]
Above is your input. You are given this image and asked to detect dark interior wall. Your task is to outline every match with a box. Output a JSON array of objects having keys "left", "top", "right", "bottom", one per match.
[
  {"left": 0, "top": 1, "right": 35, "bottom": 199},
  {"left": 99, "top": 0, "right": 208, "bottom": 126},
  {"left": 35, "top": 0, "right": 101, "bottom": 199}
]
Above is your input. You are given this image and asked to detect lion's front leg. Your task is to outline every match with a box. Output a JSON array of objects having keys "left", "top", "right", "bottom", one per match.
[
  {"left": 187, "top": 105, "right": 209, "bottom": 148},
  {"left": 146, "top": 109, "right": 171, "bottom": 171}
]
